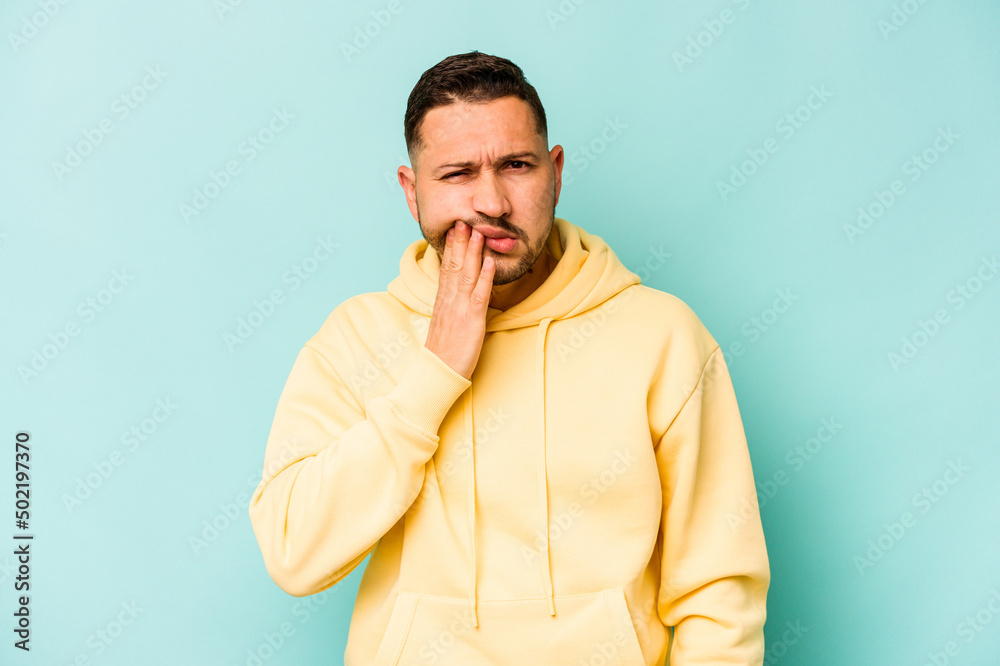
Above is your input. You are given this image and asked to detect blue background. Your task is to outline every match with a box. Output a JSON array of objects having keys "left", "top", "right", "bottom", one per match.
[{"left": 2, "top": 1, "right": 999, "bottom": 664}]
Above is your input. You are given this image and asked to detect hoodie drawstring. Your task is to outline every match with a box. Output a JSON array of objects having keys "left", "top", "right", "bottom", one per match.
[
  {"left": 388, "top": 219, "right": 643, "bottom": 630},
  {"left": 466, "top": 317, "right": 556, "bottom": 628},
  {"left": 466, "top": 385, "right": 479, "bottom": 627},
  {"left": 536, "top": 317, "right": 555, "bottom": 617}
]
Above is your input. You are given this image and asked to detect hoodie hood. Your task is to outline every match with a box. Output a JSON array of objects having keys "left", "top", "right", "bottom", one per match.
[
  {"left": 387, "top": 217, "right": 641, "bottom": 627},
  {"left": 388, "top": 217, "right": 640, "bottom": 332}
]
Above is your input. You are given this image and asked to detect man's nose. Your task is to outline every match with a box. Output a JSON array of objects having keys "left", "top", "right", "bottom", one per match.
[{"left": 471, "top": 171, "right": 511, "bottom": 220}]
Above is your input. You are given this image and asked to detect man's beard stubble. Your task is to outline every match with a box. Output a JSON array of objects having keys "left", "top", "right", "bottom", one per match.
[{"left": 418, "top": 208, "right": 554, "bottom": 287}]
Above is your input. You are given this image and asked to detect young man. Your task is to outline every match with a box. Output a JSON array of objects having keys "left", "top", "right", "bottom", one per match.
[{"left": 249, "top": 51, "right": 770, "bottom": 665}]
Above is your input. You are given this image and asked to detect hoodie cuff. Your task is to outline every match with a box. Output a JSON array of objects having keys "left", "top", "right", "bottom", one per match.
[{"left": 383, "top": 345, "right": 471, "bottom": 437}]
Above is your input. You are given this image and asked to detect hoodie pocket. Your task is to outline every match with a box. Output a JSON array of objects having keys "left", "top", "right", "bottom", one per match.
[{"left": 372, "top": 588, "right": 647, "bottom": 665}]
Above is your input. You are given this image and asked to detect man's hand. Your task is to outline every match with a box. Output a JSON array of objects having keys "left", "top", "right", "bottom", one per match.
[{"left": 424, "top": 220, "right": 495, "bottom": 380}]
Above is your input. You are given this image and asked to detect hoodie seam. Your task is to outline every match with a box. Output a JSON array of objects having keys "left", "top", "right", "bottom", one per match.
[
  {"left": 384, "top": 346, "right": 471, "bottom": 440},
  {"left": 302, "top": 342, "right": 367, "bottom": 416},
  {"left": 384, "top": 402, "right": 446, "bottom": 441},
  {"left": 659, "top": 345, "right": 721, "bottom": 441},
  {"left": 305, "top": 309, "right": 368, "bottom": 413},
  {"left": 301, "top": 342, "right": 453, "bottom": 449}
]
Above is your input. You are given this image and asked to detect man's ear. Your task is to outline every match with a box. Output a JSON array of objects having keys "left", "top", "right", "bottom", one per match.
[
  {"left": 549, "top": 144, "right": 565, "bottom": 208},
  {"left": 398, "top": 165, "right": 418, "bottom": 222}
]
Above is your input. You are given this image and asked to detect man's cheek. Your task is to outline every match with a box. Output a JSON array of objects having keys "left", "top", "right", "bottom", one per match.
[{"left": 524, "top": 183, "right": 555, "bottom": 213}]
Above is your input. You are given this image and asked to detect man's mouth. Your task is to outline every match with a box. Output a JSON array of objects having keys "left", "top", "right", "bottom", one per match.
[
  {"left": 483, "top": 236, "right": 517, "bottom": 253},
  {"left": 468, "top": 225, "right": 518, "bottom": 254},
  {"left": 473, "top": 226, "right": 517, "bottom": 240}
]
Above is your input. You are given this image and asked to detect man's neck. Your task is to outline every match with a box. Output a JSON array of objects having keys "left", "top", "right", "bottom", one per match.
[{"left": 488, "top": 246, "right": 556, "bottom": 311}]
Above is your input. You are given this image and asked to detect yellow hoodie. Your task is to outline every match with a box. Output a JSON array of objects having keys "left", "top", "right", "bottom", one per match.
[{"left": 249, "top": 217, "right": 770, "bottom": 665}]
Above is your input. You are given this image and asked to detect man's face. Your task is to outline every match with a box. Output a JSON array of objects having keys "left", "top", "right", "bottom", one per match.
[{"left": 398, "top": 96, "right": 564, "bottom": 286}]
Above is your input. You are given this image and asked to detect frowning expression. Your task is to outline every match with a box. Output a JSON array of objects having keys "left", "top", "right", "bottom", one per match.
[{"left": 398, "top": 96, "right": 564, "bottom": 286}]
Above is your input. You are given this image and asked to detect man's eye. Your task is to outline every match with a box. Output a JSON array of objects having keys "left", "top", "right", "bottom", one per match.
[
  {"left": 509, "top": 161, "right": 529, "bottom": 170},
  {"left": 444, "top": 171, "right": 466, "bottom": 179}
]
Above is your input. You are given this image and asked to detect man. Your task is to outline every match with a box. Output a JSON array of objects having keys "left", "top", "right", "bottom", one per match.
[{"left": 249, "top": 51, "right": 770, "bottom": 665}]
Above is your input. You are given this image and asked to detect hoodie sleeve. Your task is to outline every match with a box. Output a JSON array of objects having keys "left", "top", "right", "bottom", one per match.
[
  {"left": 248, "top": 326, "right": 472, "bottom": 597},
  {"left": 655, "top": 346, "right": 770, "bottom": 664}
]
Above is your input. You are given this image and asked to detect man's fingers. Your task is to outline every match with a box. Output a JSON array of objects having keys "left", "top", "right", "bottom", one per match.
[
  {"left": 460, "top": 226, "right": 485, "bottom": 288},
  {"left": 471, "top": 254, "right": 494, "bottom": 306},
  {"left": 448, "top": 221, "right": 469, "bottom": 275},
  {"left": 438, "top": 222, "right": 491, "bottom": 308},
  {"left": 439, "top": 227, "right": 453, "bottom": 271}
]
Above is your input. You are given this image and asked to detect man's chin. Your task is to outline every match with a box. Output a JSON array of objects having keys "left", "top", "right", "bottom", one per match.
[{"left": 492, "top": 255, "right": 536, "bottom": 286}]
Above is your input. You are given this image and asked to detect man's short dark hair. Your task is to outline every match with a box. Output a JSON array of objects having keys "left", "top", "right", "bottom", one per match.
[{"left": 404, "top": 51, "right": 548, "bottom": 163}]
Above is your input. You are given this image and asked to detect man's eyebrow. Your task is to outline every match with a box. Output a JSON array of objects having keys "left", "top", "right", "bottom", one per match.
[{"left": 434, "top": 151, "right": 540, "bottom": 173}]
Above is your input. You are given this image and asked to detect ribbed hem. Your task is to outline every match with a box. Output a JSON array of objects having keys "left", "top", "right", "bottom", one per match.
[{"left": 384, "top": 345, "right": 471, "bottom": 436}]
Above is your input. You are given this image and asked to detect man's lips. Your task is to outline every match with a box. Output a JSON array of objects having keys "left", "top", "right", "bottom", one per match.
[{"left": 472, "top": 226, "right": 517, "bottom": 240}]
